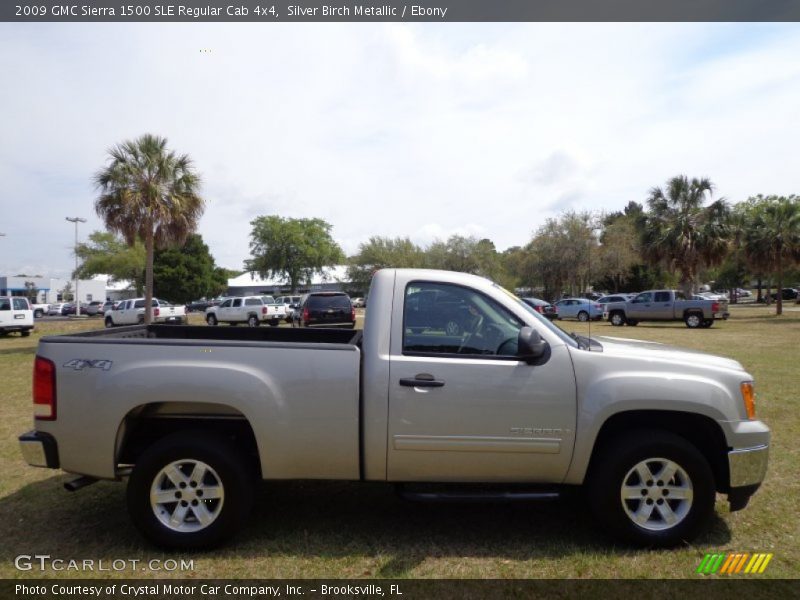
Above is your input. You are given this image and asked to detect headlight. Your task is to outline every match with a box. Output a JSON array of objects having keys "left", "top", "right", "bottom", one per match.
[{"left": 740, "top": 382, "right": 756, "bottom": 420}]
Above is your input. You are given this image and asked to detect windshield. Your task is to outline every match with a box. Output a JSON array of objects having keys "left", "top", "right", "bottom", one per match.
[{"left": 492, "top": 283, "right": 578, "bottom": 348}]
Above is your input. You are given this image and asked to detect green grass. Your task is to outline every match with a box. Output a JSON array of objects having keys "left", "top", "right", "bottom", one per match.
[{"left": 0, "top": 307, "right": 797, "bottom": 579}]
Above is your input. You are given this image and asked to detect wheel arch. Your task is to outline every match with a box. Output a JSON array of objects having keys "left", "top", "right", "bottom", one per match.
[
  {"left": 115, "top": 402, "right": 262, "bottom": 478},
  {"left": 583, "top": 410, "right": 730, "bottom": 493}
]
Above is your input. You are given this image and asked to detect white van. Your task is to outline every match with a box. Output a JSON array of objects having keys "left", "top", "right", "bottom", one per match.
[{"left": 0, "top": 296, "right": 34, "bottom": 336}]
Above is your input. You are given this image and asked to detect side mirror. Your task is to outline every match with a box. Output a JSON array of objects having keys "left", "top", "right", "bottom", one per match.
[{"left": 518, "top": 326, "right": 548, "bottom": 364}]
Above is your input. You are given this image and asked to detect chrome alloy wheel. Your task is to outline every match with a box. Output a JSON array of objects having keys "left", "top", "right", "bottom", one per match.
[
  {"left": 620, "top": 458, "right": 693, "bottom": 531},
  {"left": 150, "top": 459, "right": 225, "bottom": 533}
]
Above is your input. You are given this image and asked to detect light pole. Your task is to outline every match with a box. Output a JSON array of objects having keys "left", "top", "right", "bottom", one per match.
[{"left": 66, "top": 217, "right": 87, "bottom": 316}]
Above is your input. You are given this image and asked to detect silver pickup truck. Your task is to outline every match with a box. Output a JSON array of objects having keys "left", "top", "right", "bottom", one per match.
[
  {"left": 605, "top": 289, "right": 730, "bottom": 328},
  {"left": 19, "top": 269, "right": 768, "bottom": 550}
]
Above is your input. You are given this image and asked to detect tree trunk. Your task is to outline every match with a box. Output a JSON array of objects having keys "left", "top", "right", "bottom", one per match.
[
  {"left": 765, "top": 279, "right": 771, "bottom": 305},
  {"left": 144, "top": 227, "right": 154, "bottom": 325},
  {"left": 776, "top": 264, "right": 783, "bottom": 316},
  {"left": 756, "top": 277, "right": 762, "bottom": 303}
]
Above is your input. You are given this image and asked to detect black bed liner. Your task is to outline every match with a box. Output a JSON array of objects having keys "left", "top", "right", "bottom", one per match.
[{"left": 45, "top": 324, "right": 362, "bottom": 346}]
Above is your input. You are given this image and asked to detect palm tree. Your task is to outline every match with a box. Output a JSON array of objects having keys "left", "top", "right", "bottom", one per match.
[
  {"left": 743, "top": 195, "right": 800, "bottom": 315},
  {"left": 642, "top": 175, "right": 731, "bottom": 297},
  {"left": 94, "top": 134, "right": 205, "bottom": 324}
]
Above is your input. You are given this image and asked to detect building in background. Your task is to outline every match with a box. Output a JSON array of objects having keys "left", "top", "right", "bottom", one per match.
[
  {"left": 0, "top": 275, "right": 107, "bottom": 304},
  {"left": 227, "top": 265, "right": 351, "bottom": 297}
]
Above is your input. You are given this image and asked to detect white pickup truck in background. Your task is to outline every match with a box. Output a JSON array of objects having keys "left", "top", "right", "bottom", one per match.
[
  {"left": 204, "top": 296, "right": 286, "bottom": 327},
  {"left": 104, "top": 298, "right": 185, "bottom": 327}
]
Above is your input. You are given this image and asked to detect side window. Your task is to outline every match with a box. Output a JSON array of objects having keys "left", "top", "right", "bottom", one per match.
[
  {"left": 134, "top": 300, "right": 145, "bottom": 309},
  {"left": 232, "top": 299, "right": 242, "bottom": 308},
  {"left": 220, "top": 299, "right": 232, "bottom": 308},
  {"left": 674, "top": 291, "right": 686, "bottom": 301},
  {"left": 635, "top": 292, "right": 652, "bottom": 303},
  {"left": 654, "top": 291, "right": 671, "bottom": 302},
  {"left": 13, "top": 298, "right": 29, "bottom": 310},
  {"left": 403, "top": 282, "right": 524, "bottom": 357},
  {"left": 245, "top": 298, "right": 261, "bottom": 307},
  {"left": 0, "top": 298, "right": 11, "bottom": 311}
]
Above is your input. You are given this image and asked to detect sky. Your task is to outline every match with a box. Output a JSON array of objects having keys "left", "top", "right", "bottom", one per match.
[{"left": 1, "top": 22, "right": 800, "bottom": 279}]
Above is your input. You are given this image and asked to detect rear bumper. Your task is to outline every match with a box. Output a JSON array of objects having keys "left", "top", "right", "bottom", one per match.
[{"left": 19, "top": 430, "right": 60, "bottom": 469}]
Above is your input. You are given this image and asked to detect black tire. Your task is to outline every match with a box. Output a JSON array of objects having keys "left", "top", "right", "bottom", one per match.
[
  {"left": 701, "top": 319, "right": 714, "bottom": 328},
  {"left": 610, "top": 311, "right": 626, "bottom": 327},
  {"left": 137, "top": 315, "right": 145, "bottom": 325},
  {"left": 247, "top": 315, "right": 259, "bottom": 328},
  {"left": 270, "top": 319, "right": 279, "bottom": 327},
  {"left": 206, "top": 314, "right": 218, "bottom": 326},
  {"left": 586, "top": 429, "right": 715, "bottom": 548},
  {"left": 105, "top": 317, "right": 114, "bottom": 328},
  {"left": 21, "top": 330, "right": 31, "bottom": 337},
  {"left": 684, "top": 313, "right": 702, "bottom": 328},
  {"left": 127, "top": 431, "right": 254, "bottom": 550},
  {"left": 577, "top": 311, "right": 589, "bottom": 323},
  {"left": 34, "top": 309, "right": 44, "bottom": 319},
  {"left": 626, "top": 319, "right": 638, "bottom": 326}
]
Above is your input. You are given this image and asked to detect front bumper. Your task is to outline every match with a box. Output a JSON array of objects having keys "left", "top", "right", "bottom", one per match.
[
  {"left": 19, "top": 430, "right": 60, "bottom": 469},
  {"left": 727, "top": 444, "right": 769, "bottom": 511}
]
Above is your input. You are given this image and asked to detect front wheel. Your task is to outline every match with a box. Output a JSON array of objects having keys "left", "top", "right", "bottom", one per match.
[
  {"left": 587, "top": 429, "right": 715, "bottom": 547},
  {"left": 127, "top": 432, "right": 254, "bottom": 550},
  {"left": 105, "top": 317, "right": 114, "bottom": 328},
  {"left": 206, "top": 314, "right": 218, "bottom": 326},
  {"left": 577, "top": 311, "right": 589, "bottom": 322},
  {"left": 34, "top": 309, "right": 44, "bottom": 318}
]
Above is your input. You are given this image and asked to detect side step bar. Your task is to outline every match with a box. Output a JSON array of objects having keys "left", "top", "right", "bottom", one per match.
[
  {"left": 64, "top": 476, "right": 98, "bottom": 492},
  {"left": 397, "top": 484, "right": 560, "bottom": 503}
]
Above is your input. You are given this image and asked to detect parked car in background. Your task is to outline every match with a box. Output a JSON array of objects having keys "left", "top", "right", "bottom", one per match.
[
  {"left": 31, "top": 302, "right": 50, "bottom": 318},
  {"left": 274, "top": 295, "right": 302, "bottom": 322},
  {"left": 205, "top": 296, "right": 283, "bottom": 327},
  {"left": 293, "top": 292, "right": 356, "bottom": 328},
  {"left": 0, "top": 296, "right": 33, "bottom": 336},
  {"left": 47, "top": 303, "right": 66, "bottom": 316},
  {"left": 520, "top": 297, "right": 558, "bottom": 320},
  {"left": 352, "top": 297, "right": 366, "bottom": 308},
  {"left": 185, "top": 299, "right": 212, "bottom": 313},
  {"left": 606, "top": 290, "right": 729, "bottom": 328},
  {"left": 83, "top": 301, "right": 105, "bottom": 316},
  {"left": 61, "top": 303, "right": 77, "bottom": 315},
  {"left": 553, "top": 298, "right": 604, "bottom": 322},
  {"left": 105, "top": 298, "right": 185, "bottom": 327},
  {"left": 769, "top": 288, "right": 799, "bottom": 301},
  {"left": 102, "top": 301, "right": 117, "bottom": 314}
]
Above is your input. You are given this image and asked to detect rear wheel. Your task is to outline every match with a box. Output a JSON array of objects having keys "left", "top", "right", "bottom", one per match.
[
  {"left": 587, "top": 429, "right": 715, "bottom": 547},
  {"left": 206, "top": 314, "right": 218, "bottom": 326},
  {"left": 270, "top": 319, "right": 279, "bottom": 327},
  {"left": 444, "top": 320, "right": 462, "bottom": 336},
  {"left": 127, "top": 432, "right": 254, "bottom": 550},
  {"left": 21, "top": 330, "right": 31, "bottom": 337},
  {"left": 247, "top": 315, "right": 259, "bottom": 328},
  {"left": 577, "top": 311, "right": 589, "bottom": 322},
  {"left": 610, "top": 312, "right": 626, "bottom": 327},
  {"left": 34, "top": 309, "right": 44, "bottom": 318},
  {"left": 685, "top": 313, "right": 702, "bottom": 328}
]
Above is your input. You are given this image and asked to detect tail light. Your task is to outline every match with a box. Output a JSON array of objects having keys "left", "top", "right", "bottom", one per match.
[
  {"left": 535, "top": 306, "right": 543, "bottom": 314},
  {"left": 262, "top": 306, "right": 267, "bottom": 315},
  {"left": 712, "top": 302, "right": 720, "bottom": 313},
  {"left": 594, "top": 304, "right": 601, "bottom": 310},
  {"left": 33, "top": 356, "right": 57, "bottom": 420},
  {"left": 351, "top": 306, "right": 356, "bottom": 321},
  {"left": 303, "top": 307, "right": 310, "bottom": 323},
  {"left": 154, "top": 307, "right": 160, "bottom": 317}
]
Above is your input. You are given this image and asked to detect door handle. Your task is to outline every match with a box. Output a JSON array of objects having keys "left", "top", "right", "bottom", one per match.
[{"left": 400, "top": 376, "right": 445, "bottom": 388}]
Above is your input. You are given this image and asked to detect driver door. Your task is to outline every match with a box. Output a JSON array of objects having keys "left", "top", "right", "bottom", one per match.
[{"left": 387, "top": 281, "right": 577, "bottom": 483}]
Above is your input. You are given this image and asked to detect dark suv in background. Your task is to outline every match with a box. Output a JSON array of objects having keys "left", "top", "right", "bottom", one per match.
[{"left": 293, "top": 292, "right": 356, "bottom": 328}]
